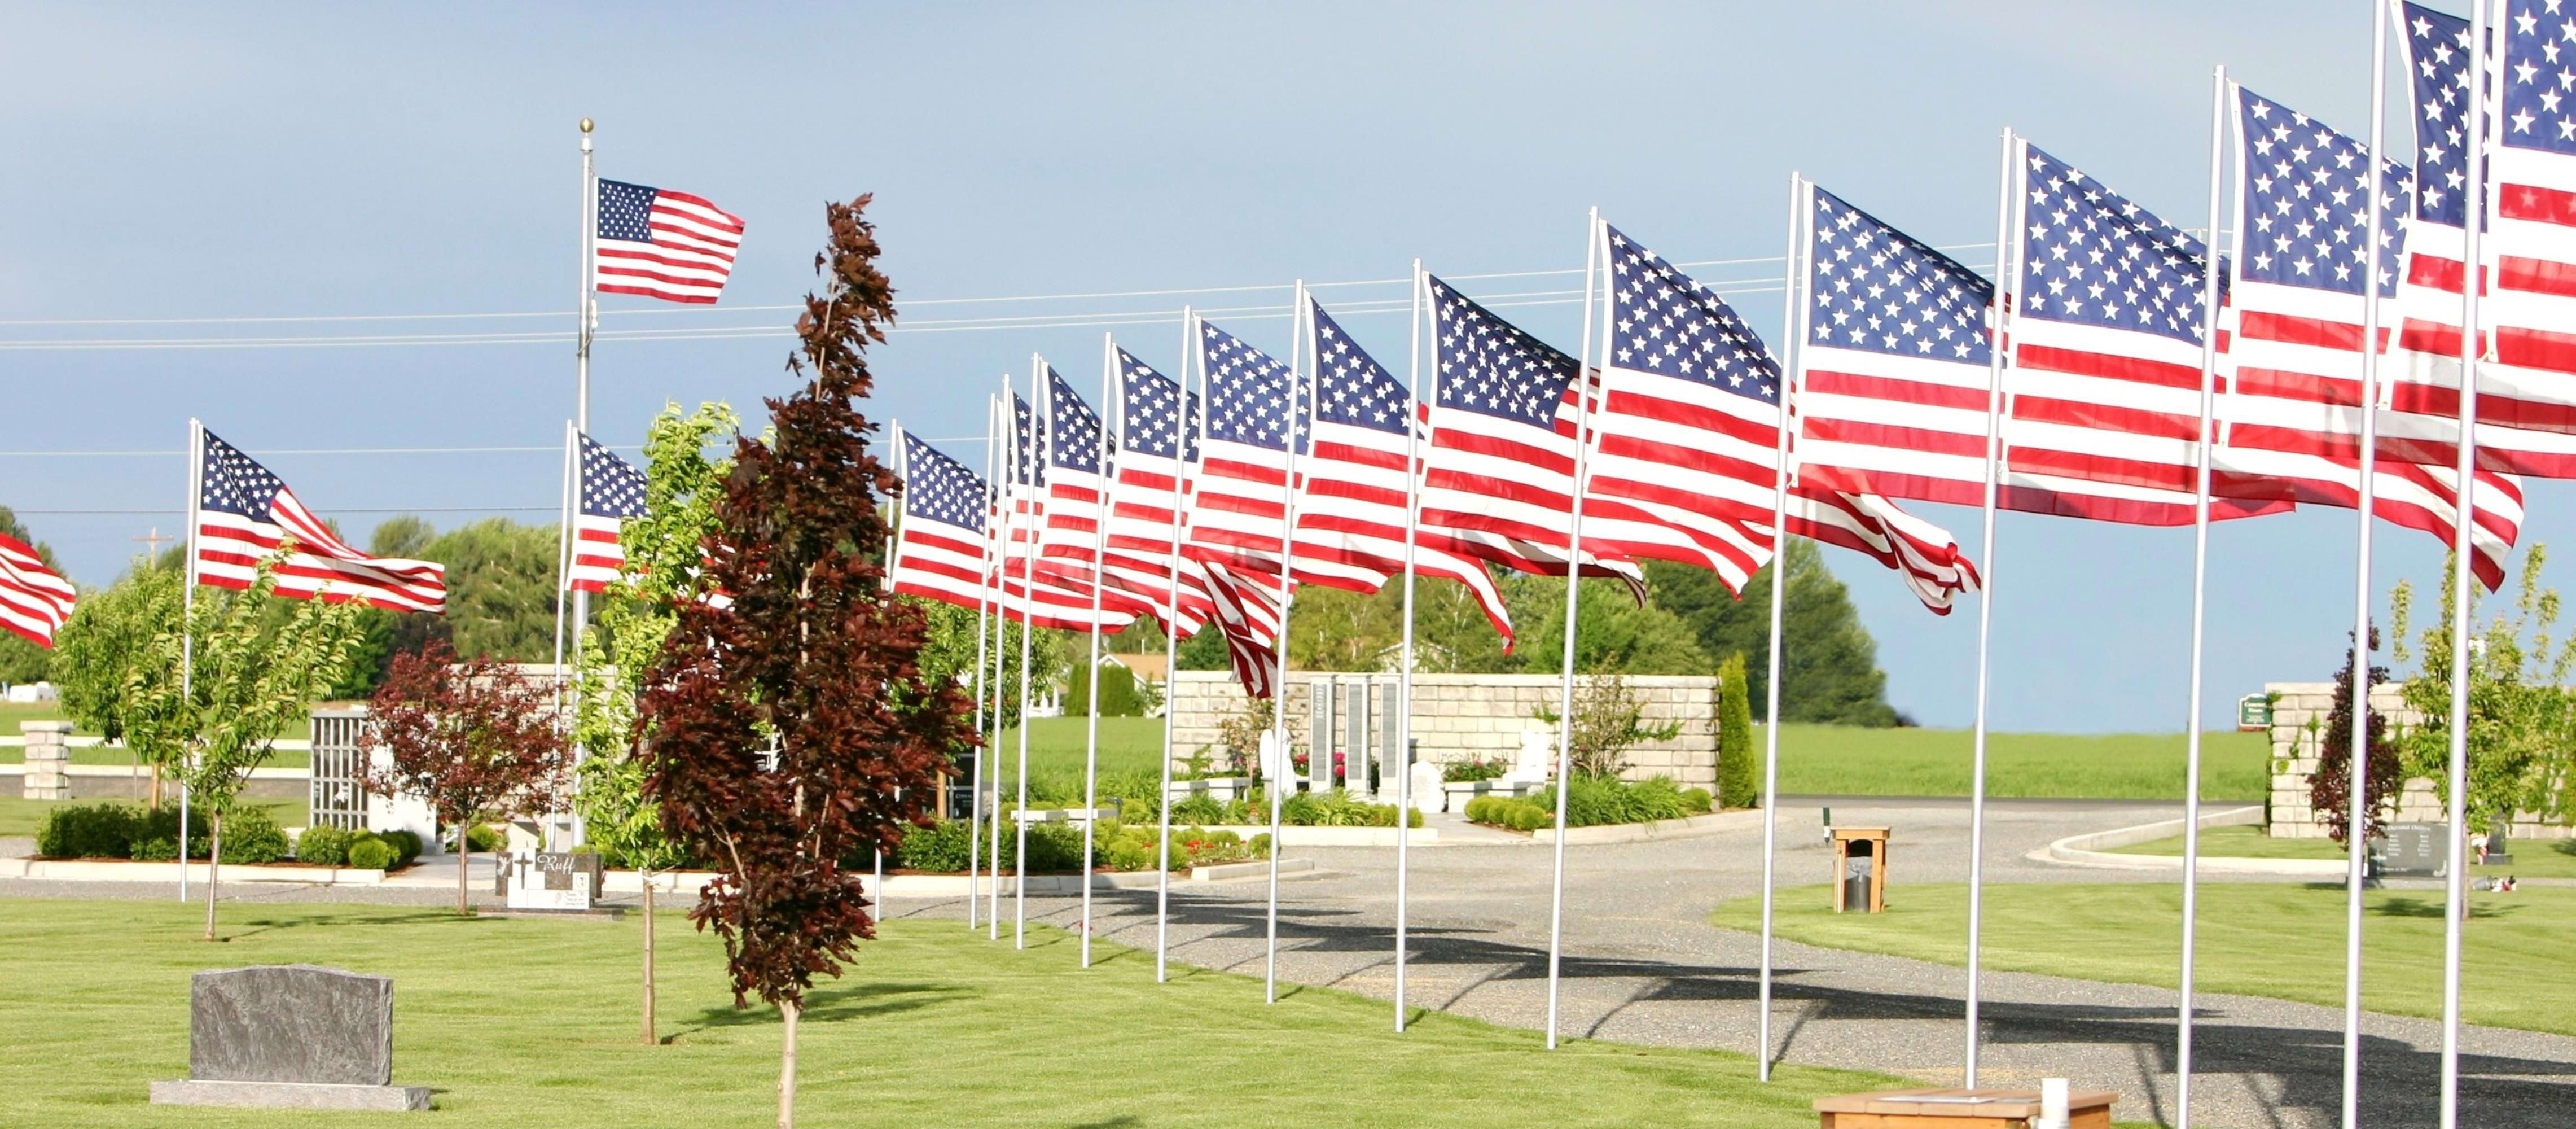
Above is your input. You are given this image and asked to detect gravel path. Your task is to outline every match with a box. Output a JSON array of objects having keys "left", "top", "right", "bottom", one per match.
[{"left": 10, "top": 799, "right": 2571, "bottom": 1127}]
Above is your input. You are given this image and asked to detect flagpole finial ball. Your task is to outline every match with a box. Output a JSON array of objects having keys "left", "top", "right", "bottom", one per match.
[{"left": 580, "top": 117, "right": 594, "bottom": 134}]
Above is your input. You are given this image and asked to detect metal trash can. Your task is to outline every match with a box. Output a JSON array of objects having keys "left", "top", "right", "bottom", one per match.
[{"left": 1831, "top": 826, "right": 1891, "bottom": 913}]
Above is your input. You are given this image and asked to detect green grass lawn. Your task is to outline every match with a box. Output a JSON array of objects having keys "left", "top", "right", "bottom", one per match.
[
  {"left": 982, "top": 716, "right": 2267, "bottom": 802},
  {"left": 2109, "top": 825, "right": 2576, "bottom": 878},
  {"left": 1766, "top": 724, "right": 2270, "bottom": 800},
  {"left": 0, "top": 795, "right": 308, "bottom": 839},
  {"left": 0, "top": 899, "right": 1900, "bottom": 1128},
  {"left": 0, "top": 702, "right": 318, "bottom": 746},
  {"left": 1713, "top": 882, "right": 2576, "bottom": 1036}
]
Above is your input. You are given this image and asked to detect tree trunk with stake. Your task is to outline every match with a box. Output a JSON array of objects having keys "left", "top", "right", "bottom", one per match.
[
  {"left": 457, "top": 823, "right": 472, "bottom": 916},
  {"left": 641, "top": 869, "right": 657, "bottom": 1045},
  {"left": 202, "top": 809, "right": 221, "bottom": 941}
]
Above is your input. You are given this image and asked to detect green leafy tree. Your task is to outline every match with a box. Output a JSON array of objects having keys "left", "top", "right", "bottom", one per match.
[
  {"left": 1513, "top": 575, "right": 1711, "bottom": 675},
  {"left": 122, "top": 553, "right": 364, "bottom": 939},
  {"left": 569, "top": 399, "right": 736, "bottom": 1046},
  {"left": 0, "top": 507, "right": 63, "bottom": 685},
  {"left": 1649, "top": 541, "right": 1901, "bottom": 725},
  {"left": 335, "top": 516, "right": 563, "bottom": 695},
  {"left": 912, "top": 597, "right": 1058, "bottom": 733},
  {"left": 1716, "top": 651, "right": 1758, "bottom": 808},
  {"left": 2389, "top": 545, "right": 2576, "bottom": 833},
  {"left": 51, "top": 556, "right": 182, "bottom": 801}
]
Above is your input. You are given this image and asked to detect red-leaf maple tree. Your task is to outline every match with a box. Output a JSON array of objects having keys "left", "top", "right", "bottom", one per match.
[
  {"left": 639, "top": 195, "right": 969, "bottom": 1129},
  {"left": 365, "top": 641, "right": 571, "bottom": 914}
]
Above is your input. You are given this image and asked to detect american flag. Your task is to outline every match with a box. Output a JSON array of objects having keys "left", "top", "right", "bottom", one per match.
[
  {"left": 2384, "top": 1, "right": 2576, "bottom": 476},
  {"left": 593, "top": 178, "right": 744, "bottom": 305},
  {"left": 890, "top": 428, "right": 1000, "bottom": 613},
  {"left": 0, "top": 532, "right": 76, "bottom": 649},
  {"left": 1184, "top": 319, "right": 1319, "bottom": 583},
  {"left": 996, "top": 389, "right": 1129, "bottom": 633},
  {"left": 1592, "top": 222, "right": 1977, "bottom": 611},
  {"left": 2005, "top": 141, "right": 2290, "bottom": 524},
  {"left": 1415, "top": 275, "right": 1649, "bottom": 585},
  {"left": 2215, "top": 85, "right": 2524, "bottom": 588},
  {"left": 1299, "top": 298, "right": 1514, "bottom": 642},
  {"left": 1791, "top": 185, "right": 2003, "bottom": 508},
  {"left": 565, "top": 430, "right": 648, "bottom": 594},
  {"left": 1103, "top": 346, "right": 1215, "bottom": 637},
  {"left": 192, "top": 428, "right": 447, "bottom": 613}
]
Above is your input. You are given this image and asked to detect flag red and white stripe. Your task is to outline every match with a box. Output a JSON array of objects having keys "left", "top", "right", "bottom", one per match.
[
  {"left": 191, "top": 426, "right": 447, "bottom": 614},
  {"left": 0, "top": 533, "right": 76, "bottom": 649},
  {"left": 593, "top": 178, "right": 744, "bottom": 305}
]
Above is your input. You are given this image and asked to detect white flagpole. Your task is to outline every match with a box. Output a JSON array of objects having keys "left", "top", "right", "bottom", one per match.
[
  {"left": 1015, "top": 361, "right": 1043, "bottom": 951},
  {"left": 2438, "top": 3, "right": 2492, "bottom": 1124},
  {"left": 567, "top": 120, "right": 599, "bottom": 846},
  {"left": 550, "top": 422, "right": 576, "bottom": 724},
  {"left": 967, "top": 402, "right": 995, "bottom": 934},
  {"left": 1963, "top": 126, "right": 2024, "bottom": 1087},
  {"left": 1079, "top": 345, "right": 1112, "bottom": 969},
  {"left": 878, "top": 422, "right": 904, "bottom": 907},
  {"left": 1156, "top": 311, "right": 1193, "bottom": 983},
  {"left": 2342, "top": 9, "right": 2394, "bottom": 1123},
  {"left": 1757, "top": 173, "right": 1809, "bottom": 1080},
  {"left": 989, "top": 386, "right": 1012, "bottom": 940},
  {"left": 2174, "top": 67, "right": 2232, "bottom": 1129},
  {"left": 1543, "top": 209, "right": 1604, "bottom": 1051},
  {"left": 177, "top": 418, "right": 205, "bottom": 900},
  {"left": 1395, "top": 263, "right": 1428, "bottom": 1032},
  {"left": 1265, "top": 283, "right": 1312, "bottom": 1005}
]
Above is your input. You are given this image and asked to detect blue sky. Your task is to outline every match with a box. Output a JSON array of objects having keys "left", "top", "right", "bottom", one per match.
[{"left": 2, "top": 2, "right": 2525, "bottom": 733}]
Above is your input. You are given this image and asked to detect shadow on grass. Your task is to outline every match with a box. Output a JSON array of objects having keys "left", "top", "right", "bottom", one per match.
[
  {"left": 1064, "top": 1117, "right": 1140, "bottom": 1129},
  {"left": 668, "top": 981, "right": 977, "bottom": 1040},
  {"left": 2372, "top": 896, "right": 2524, "bottom": 921},
  {"left": 224, "top": 909, "right": 465, "bottom": 938}
]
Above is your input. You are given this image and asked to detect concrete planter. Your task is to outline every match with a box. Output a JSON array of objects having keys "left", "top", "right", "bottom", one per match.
[
  {"left": 1188, "top": 824, "right": 1436, "bottom": 847},
  {"left": 1441, "top": 779, "right": 1538, "bottom": 806}
]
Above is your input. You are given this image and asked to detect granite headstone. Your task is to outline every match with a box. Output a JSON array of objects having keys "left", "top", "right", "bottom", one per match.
[{"left": 150, "top": 964, "right": 429, "bottom": 1111}]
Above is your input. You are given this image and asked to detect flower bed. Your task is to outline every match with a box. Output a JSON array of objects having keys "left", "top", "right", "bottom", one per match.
[
  {"left": 1465, "top": 775, "right": 1712, "bottom": 832},
  {"left": 889, "top": 814, "right": 1269, "bottom": 874},
  {"left": 1165, "top": 787, "right": 1424, "bottom": 830}
]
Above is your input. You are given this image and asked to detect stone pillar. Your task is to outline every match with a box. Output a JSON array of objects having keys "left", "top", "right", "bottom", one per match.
[{"left": 21, "top": 721, "right": 73, "bottom": 800}]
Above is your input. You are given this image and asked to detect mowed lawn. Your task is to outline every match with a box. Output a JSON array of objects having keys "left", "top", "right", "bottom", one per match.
[
  {"left": 1766, "top": 724, "right": 2271, "bottom": 800},
  {"left": 0, "top": 898, "right": 1901, "bottom": 1129},
  {"left": 2109, "top": 825, "right": 2576, "bottom": 879},
  {"left": 988, "top": 716, "right": 2267, "bottom": 802},
  {"left": 2, "top": 701, "right": 317, "bottom": 769},
  {"left": 1713, "top": 882, "right": 2576, "bottom": 1036},
  {"left": 0, "top": 795, "right": 308, "bottom": 839}
]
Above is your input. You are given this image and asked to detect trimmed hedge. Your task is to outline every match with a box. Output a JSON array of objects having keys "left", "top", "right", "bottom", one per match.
[
  {"left": 217, "top": 805, "right": 290, "bottom": 865},
  {"left": 295, "top": 825, "right": 353, "bottom": 866},
  {"left": 1466, "top": 774, "right": 1715, "bottom": 832},
  {"left": 348, "top": 838, "right": 398, "bottom": 870},
  {"left": 36, "top": 803, "right": 141, "bottom": 859}
]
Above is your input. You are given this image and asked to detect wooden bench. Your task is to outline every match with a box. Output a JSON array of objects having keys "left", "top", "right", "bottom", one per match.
[{"left": 1813, "top": 1087, "right": 2114, "bottom": 1128}]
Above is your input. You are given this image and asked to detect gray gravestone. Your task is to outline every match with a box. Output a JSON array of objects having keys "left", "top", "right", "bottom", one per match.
[
  {"left": 150, "top": 965, "right": 430, "bottom": 1111},
  {"left": 2382, "top": 823, "right": 2448, "bottom": 878}
]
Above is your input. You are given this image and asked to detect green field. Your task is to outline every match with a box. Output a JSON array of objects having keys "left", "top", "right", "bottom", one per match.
[
  {"left": 0, "top": 898, "right": 1901, "bottom": 1129},
  {"left": 1766, "top": 724, "right": 2270, "bottom": 800},
  {"left": 2109, "top": 825, "right": 2576, "bottom": 878},
  {"left": 993, "top": 717, "right": 2266, "bottom": 802},
  {"left": 1713, "top": 882, "right": 2576, "bottom": 1036}
]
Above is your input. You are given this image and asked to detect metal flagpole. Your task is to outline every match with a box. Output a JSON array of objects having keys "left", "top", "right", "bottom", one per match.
[
  {"left": 178, "top": 418, "right": 205, "bottom": 900},
  {"left": 1156, "top": 309, "right": 1193, "bottom": 983},
  {"left": 1394, "top": 263, "right": 1427, "bottom": 1032},
  {"left": 1079, "top": 343, "right": 1113, "bottom": 969},
  {"left": 1543, "top": 209, "right": 1605, "bottom": 1051},
  {"left": 1015, "top": 362, "right": 1041, "bottom": 950},
  {"left": 1757, "top": 173, "right": 1809, "bottom": 1080},
  {"left": 1264, "top": 283, "right": 1312, "bottom": 1005},
  {"left": 990, "top": 387, "right": 1012, "bottom": 940},
  {"left": 2342, "top": 10, "right": 2394, "bottom": 1123},
  {"left": 1963, "top": 126, "right": 2024, "bottom": 1087},
  {"left": 2174, "top": 67, "right": 2232, "bottom": 1129},
  {"left": 967, "top": 401, "right": 995, "bottom": 935},
  {"left": 567, "top": 118, "right": 599, "bottom": 846},
  {"left": 876, "top": 422, "right": 905, "bottom": 911},
  {"left": 2438, "top": 3, "right": 2492, "bottom": 1124},
  {"left": 550, "top": 422, "right": 576, "bottom": 726}
]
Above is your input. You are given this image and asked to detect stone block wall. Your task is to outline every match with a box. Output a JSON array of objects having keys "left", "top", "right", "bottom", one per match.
[
  {"left": 20, "top": 721, "right": 73, "bottom": 800},
  {"left": 1166, "top": 670, "right": 1720, "bottom": 785},
  {"left": 2264, "top": 680, "right": 2570, "bottom": 840}
]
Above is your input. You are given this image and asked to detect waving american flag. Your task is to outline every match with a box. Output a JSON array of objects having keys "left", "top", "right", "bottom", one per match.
[
  {"left": 890, "top": 428, "right": 999, "bottom": 614},
  {"left": 566, "top": 430, "right": 648, "bottom": 594},
  {"left": 1102, "top": 345, "right": 1214, "bottom": 637},
  {"left": 593, "top": 178, "right": 744, "bottom": 304},
  {"left": 0, "top": 533, "right": 75, "bottom": 649},
  {"left": 192, "top": 427, "right": 447, "bottom": 614}
]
